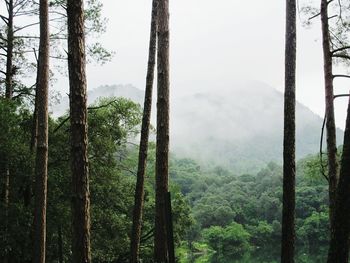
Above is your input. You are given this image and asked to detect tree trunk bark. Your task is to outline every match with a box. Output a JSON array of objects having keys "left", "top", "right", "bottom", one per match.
[
  {"left": 281, "top": 1, "right": 296, "bottom": 262},
  {"left": 32, "top": 0, "right": 50, "bottom": 262},
  {"left": 154, "top": 0, "right": 170, "bottom": 262},
  {"left": 67, "top": 0, "right": 91, "bottom": 262},
  {"left": 321, "top": 0, "right": 338, "bottom": 229},
  {"left": 327, "top": 93, "right": 350, "bottom": 262},
  {"left": 129, "top": 1, "right": 157, "bottom": 262},
  {"left": 3, "top": 2, "right": 14, "bottom": 262},
  {"left": 5, "top": 0, "right": 14, "bottom": 99}
]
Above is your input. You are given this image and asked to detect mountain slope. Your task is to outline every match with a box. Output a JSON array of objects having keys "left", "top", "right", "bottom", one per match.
[
  {"left": 53, "top": 82, "right": 344, "bottom": 173},
  {"left": 171, "top": 81, "right": 343, "bottom": 173}
]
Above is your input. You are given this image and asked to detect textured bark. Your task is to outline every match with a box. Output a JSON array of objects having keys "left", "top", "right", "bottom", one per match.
[
  {"left": 5, "top": 0, "right": 14, "bottom": 99},
  {"left": 3, "top": 3, "right": 14, "bottom": 261},
  {"left": 327, "top": 94, "right": 350, "bottom": 262},
  {"left": 129, "top": 1, "right": 157, "bottom": 262},
  {"left": 281, "top": 1, "right": 296, "bottom": 262},
  {"left": 321, "top": 0, "right": 338, "bottom": 228},
  {"left": 67, "top": 0, "right": 91, "bottom": 261},
  {"left": 32, "top": 0, "right": 50, "bottom": 262},
  {"left": 154, "top": 0, "right": 170, "bottom": 262}
]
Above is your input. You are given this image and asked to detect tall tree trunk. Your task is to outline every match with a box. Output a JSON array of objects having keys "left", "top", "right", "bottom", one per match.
[
  {"left": 3, "top": 2, "right": 14, "bottom": 262},
  {"left": 5, "top": 0, "right": 14, "bottom": 99},
  {"left": 154, "top": 0, "right": 170, "bottom": 262},
  {"left": 321, "top": 0, "right": 338, "bottom": 228},
  {"left": 129, "top": 0, "right": 157, "bottom": 262},
  {"left": 32, "top": 0, "right": 50, "bottom": 261},
  {"left": 281, "top": 1, "right": 296, "bottom": 262},
  {"left": 327, "top": 93, "right": 350, "bottom": 262},
  {"left": 67, "top": 0, "right": 91, "bottom": 262}
]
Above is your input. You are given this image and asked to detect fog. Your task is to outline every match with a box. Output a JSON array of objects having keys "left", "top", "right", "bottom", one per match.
[
  {"left": 51, "top": 1, "right": 349, "bottom": 129},
  {"left": 52, "top": 80, "right": 342, "bottom": 173}
]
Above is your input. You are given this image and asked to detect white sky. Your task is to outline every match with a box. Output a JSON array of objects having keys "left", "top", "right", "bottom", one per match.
[{"left": 82, "top": 0, "right": 349, "bottom": 129}]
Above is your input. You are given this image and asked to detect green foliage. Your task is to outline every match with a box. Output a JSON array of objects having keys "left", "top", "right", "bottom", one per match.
[
  {"left": 0, "top": 97, "right": 193, "bottom": 262},
  {"left": 246, "top": 221, "right": 273, "bottom": 246},
  {"left": 0, "top": 92, "right": 333, "bottom": 262},
  {"left": 297, "top": 211, "right": 329, "bottom": 246},
  {"left": 172, "top": 153, "right": 329, "bottom": 259},
  {"left": 202, "top": 226, "right": 223, "bottom": 252},
  {"left": 203, "top": 222, "right": 251, "bottom": 257},
  {"left": 221, "top": 223, "right": 251, "bottom": 256},
  {"left": 0, "top": 99, "right": 34, "bottom": 261}
]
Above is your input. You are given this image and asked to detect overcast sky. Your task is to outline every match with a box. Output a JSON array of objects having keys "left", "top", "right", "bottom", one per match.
[{"left": 81, "top": 0, "right": 349, "bottom": 129}]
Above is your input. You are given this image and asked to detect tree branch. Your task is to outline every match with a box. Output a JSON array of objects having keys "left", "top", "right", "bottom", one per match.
[
  {"left": 53, "top": 116, "right": 70, "bottom": 133},
  {"left": 0, "top": 15, "right": 9, "bottom": 24},
  {"left": 140, "top": 228, "right": 154, "bottom": 243},
  {"left": 14, "top": 0, "right": 34, "bottom": 15},
  {"left": 309, "top": 12, "right": 321, "bottom": 21},
  {"left": 15, "top": 10, "right": 39, "bottom": 17},
  {"left": 53, "top": 100, "right": 120, "bottom": 133},
  {"left": 14, "top": 35, "right": 67, "bottom": 40},
  {"left": 328, "top": 14, "right": 338, "bottom": 20},
  {"left": 332, "top": 54, "right": 350, "bottom": 60},
  {"left": 49, "top": 10, "right": 66, "bottom": 17},
  {"left": 331, "top": 46, "right": 350, "bottom": 54},
  {"left": 334, "top": 94, "right": 350, "bottom": 99},
  {"left": 33, "top": 48, "right": 38, "bottom": 62},
  {"left": 14, "top": 21, "right": 40, "bottom": 33},
  {"left": 333, "top": 74, "right": 350, "bottom": 79}
]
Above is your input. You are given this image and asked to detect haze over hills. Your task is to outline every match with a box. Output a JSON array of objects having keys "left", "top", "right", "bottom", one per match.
[
  {"left": 53, "top": 81, "right": 344, "bottom": 173},
  {"left": 171, "top": 81, "right": 344, "bottom": 173}
]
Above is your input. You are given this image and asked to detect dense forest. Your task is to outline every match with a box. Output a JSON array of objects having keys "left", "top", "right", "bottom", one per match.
[
  {"left": 1, "top": 0, "right": 350, "bottom": 263},
  {"left": 0, "top": 97, "right": 334, "bottom": 262}
]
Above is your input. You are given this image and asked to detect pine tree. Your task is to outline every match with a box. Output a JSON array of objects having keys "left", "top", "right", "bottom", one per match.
[
  {"left": 130, "top": 0, "right": 158, "bottom": 262},
  {"left": 154, "top": 0, "right": 170, "bottom": 261},
  {"left": 281, "top": 0, "right": 296, "bottom": 262},
  {"left": 320, "top": 0, "right": 338, "bottom": 229},
  {"left": 67, "top": 0, "right": 91, "bottom": 261},
  {"left": 32, "top": 0, "right": 50, "bottom": 261}
]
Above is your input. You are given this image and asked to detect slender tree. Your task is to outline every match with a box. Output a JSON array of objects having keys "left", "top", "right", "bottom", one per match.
[
  {"left": 154, "top": 0, "right": 170, "bottom": 262},
  {"left": 281, "top": 1, "right": 296, "bottom": 262},
  {"left": 1, "top": 0, "right": 37, "bottom": 98},
  {"left": 129, "top": 0, "right": 158, "bottom": 262},
  {"left": 32, "top": 0, "right": 49, "bottom": 261},
  {"left": 327, "top": 93, "right": 350, "bottom": 262},
  {"left": 2, "top": 2, "right": 14, "bottom": 262},
  {"left": 67, "top": 0, "right": 91, "bottom": 261},
  {"left": 4, "top": 0, "right": 14, "bottom": 99},
  {"left": 320, "top": 0, "right": 338, "bottom": 227}
]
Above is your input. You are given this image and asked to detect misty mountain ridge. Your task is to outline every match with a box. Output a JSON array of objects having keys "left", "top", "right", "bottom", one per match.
[
  {"left": 53, "top": 82, "right": 344, "bottom": 173},
  {"left": 171, "top": 81, "right": 344, "bottom": 173}
]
